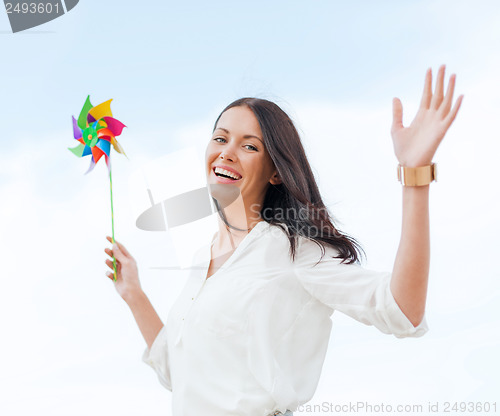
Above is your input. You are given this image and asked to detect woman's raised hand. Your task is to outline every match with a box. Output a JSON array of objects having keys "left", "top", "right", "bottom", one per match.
[
  {"left": 104, "top": 236, "right": 142, "bottom": 301},
  {"left": 391, "top": 64, "right": 464, "bottom": 167}
]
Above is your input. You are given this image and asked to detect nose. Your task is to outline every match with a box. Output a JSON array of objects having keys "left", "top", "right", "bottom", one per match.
[{"left": 219, "top": 150, "right": 235, "bottom": 162}]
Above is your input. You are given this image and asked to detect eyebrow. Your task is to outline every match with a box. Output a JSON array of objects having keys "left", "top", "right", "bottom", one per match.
[{"left": 214, "top": 127, "right": 263, "bottom": 144}]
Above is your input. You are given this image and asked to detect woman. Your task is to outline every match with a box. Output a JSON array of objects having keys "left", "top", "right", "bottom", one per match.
[{"left": 104, "top": 65, "right": 463, "bottom": 416}]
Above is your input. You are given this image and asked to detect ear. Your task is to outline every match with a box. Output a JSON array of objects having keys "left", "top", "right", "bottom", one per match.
[{"left": 269, "top": 171, "right": 282, "bottom": 185}]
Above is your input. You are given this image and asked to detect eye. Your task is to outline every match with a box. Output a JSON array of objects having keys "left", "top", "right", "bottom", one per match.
[
  {"left": 213, "top": 137, "right": 226, "bottom": 143},
  {"left": 245, "top": 144, "right": 258, "bottom": 151}
]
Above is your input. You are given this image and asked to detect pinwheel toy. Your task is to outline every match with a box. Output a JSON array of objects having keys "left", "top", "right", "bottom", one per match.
[{"left": 68, "top": 96, "right": 128, "bottom": 282}]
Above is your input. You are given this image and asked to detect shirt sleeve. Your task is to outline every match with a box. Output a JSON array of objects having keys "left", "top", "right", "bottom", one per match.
[
  {"left": 141, "top": 325, "right": 173, "bottom": 390},
  {"left": 292, "top": 237, "right": 429, "bottom": 339}
]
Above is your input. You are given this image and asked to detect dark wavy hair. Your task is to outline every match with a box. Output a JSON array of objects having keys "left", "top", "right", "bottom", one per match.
[{"left": 211, "top": 97, "right": 365, "bottom": 265}]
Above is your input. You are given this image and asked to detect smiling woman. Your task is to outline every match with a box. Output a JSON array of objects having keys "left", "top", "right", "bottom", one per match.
[{"left": 105, "top": 67, "right": 462, "bottom": 416}]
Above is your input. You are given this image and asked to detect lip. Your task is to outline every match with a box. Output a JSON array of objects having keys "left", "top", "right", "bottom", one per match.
[
  {"left": 213, "top": 165, "right": 242, "bottom": 178},
  {"left": 211, "top": 165, "right": 243, "bottom": 183}
]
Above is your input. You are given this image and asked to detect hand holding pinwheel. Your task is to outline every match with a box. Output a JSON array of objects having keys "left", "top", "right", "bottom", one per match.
[
  {"left": 68, "top": 96, "right": 128, "bottom": 281},
  {"left": 103, "top": 235, "right": 143, "bottom": 302}
]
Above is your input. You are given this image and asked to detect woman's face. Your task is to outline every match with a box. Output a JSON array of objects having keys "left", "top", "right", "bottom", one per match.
[{"left": 205, "top": 105, "right": 280, "bottom": 206}]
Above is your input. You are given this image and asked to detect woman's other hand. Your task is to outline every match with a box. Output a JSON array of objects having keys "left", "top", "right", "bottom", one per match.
[
  {"left": 104, "top": 236, "right": 142, "bottom": 302},
  {"left": 391, "top": 64, "right": 464, "bottom": 167}
]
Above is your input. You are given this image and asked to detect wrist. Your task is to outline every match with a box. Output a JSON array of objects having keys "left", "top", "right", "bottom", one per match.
[
  {"left": 402, "top": 183, "right": 430, "bottom": 193},
  {"left": 397, "top": 162, "right": 437, "bottom": 186},
  {"left": 123, "top": 287, "right": 146, "bottom": 306},
  {"left": 398, "top": 160, "right": 432, "bottom": 168}
]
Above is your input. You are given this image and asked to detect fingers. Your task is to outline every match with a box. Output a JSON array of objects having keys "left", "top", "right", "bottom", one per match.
[
  {"left": 104, "top": 241, "right": 127, "bottom": 265},
  {"left": 431, "top": 65, "right": 446, "bottom": 110},
  {"left": 106, "top": 235, "right": 132, "bottom": 258},
  {"left": 112, "top": 244, "right": 127, "bottom": 263},
  {"left": 104, "top": 247, "right": 121, "bottom": 264},
  {"left": 419, "top": 68, "right": 432, "bottom": 110},
  {"left": 105, "top": 258, "right": 119, "bottom": 271},
  {"left": 443, "top": 94, "right": 464, "bottom": 129},
  {"left": 440, "top": 73, "right": 456, "bottom": 117},
  {"left": 391, "top": 97, "right": 404, "bottom": 133}
]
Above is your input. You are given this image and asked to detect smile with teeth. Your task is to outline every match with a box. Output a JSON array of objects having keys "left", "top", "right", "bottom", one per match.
[{"left": 214, "top": 167, "right": 242, "bottom": 180}]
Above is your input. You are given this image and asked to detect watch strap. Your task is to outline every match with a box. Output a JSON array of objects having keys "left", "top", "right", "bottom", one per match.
[{"left": 397, "top": 163, "right": 437, "bottom": 186}]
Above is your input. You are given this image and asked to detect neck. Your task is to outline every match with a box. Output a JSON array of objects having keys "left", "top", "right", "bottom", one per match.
[{"left": 214, "top": 193, "right": 263, "bottom": 249}]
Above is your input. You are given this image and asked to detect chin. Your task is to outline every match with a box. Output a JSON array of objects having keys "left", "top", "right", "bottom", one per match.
[{"left": 207, "top": 182, "right": 242, "bottom": 209}]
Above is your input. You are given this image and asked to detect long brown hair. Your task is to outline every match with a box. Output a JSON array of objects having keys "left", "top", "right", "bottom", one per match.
[{"left": 212, "top": 97, "right": 365, "bottom": 265}]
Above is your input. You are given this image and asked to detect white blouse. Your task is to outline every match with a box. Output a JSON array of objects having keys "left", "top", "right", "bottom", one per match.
[{"left": 142, "top": 220, "right": 428, "bottom": 416}]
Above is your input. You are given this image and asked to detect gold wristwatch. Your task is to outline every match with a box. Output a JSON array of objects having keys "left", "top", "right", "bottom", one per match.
[{"left": 397, "top": 163, "right": 437, "bottom": 186}]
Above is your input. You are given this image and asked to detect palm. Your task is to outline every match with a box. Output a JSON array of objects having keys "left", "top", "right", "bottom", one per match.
[{"left": 391, "top": 65, "right": 464, "bottom": 168}]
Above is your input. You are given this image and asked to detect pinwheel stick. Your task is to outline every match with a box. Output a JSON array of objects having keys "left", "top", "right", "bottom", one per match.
[
  {"left": 68, "top": 96, "right": 128, "bottom": 284},
  {"left": 109, "top": 164, "right": 118, "bottom": 282}
]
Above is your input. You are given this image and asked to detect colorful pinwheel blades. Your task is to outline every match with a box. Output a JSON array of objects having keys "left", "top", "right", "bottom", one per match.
[{"left": 68, "top": 95, "right": 128, "bottom": 174}]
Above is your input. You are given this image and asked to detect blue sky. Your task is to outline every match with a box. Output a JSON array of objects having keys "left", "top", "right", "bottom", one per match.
[
  {"left": 2, "top": 0, "right": 498, "bottom": 154},
  {"left": 1, "top": 1, "right": 499, "bottom": 415}
]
